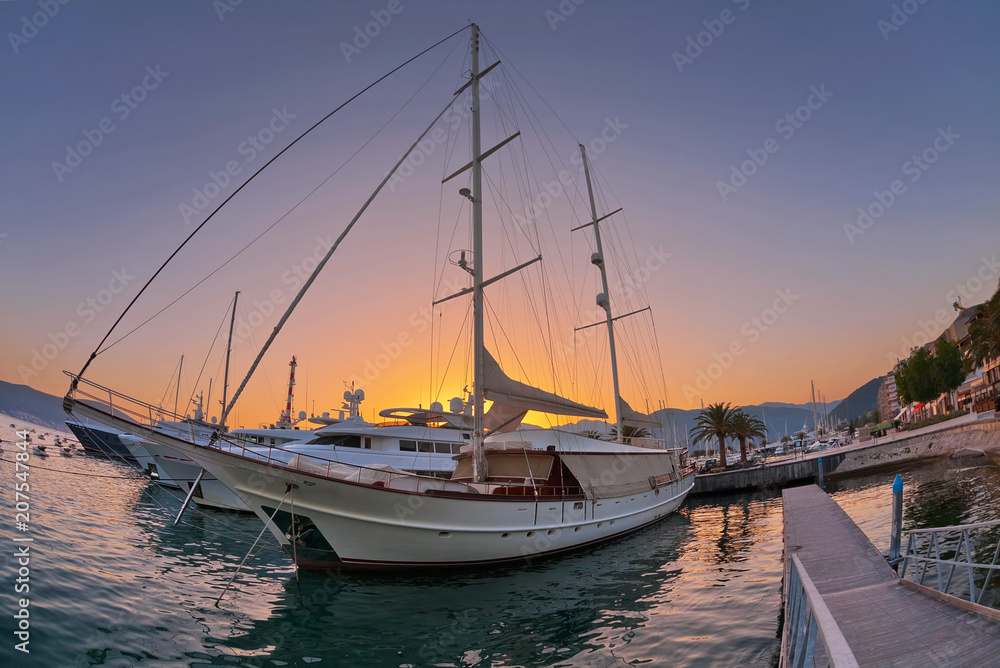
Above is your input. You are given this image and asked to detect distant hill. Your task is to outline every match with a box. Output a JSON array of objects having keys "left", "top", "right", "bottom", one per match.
[
  {"left": 0, "top": 380, "right": 70, "bottom": 431},
  {"left": 760, "top": 400, "right": 841, "bottom": 412},
  {"left": 829, "top": 377, "right": 881, "bottom": 424},
  {"left": 570, "top": 400, "right": 836, "bottom": 450}
]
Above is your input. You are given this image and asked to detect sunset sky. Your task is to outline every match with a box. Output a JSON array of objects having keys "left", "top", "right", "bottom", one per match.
[{"left": 2, "top": 1, "right": 999, "bottom": 428}]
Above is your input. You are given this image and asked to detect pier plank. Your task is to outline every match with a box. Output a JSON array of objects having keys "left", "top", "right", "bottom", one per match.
[{"left": 783, "top": 485, "right": 1000, "bottom": 667}]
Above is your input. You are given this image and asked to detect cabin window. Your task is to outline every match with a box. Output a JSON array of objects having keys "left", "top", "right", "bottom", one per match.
[
  {"left": 399, "top": 440, "right": 416, "bottom": 452},
  {"left": 418, "top": 441, "right": 433, "bottom": 453},
  {"left": 434, "top": 443, "right": 451, "bottom": 454},
  {"left": 364, "top": 437, "right": 372, "bottom": 449},
  {"left": 451, "top": 444, "right": 463, "bottom": 454},
  {"left": 306, "top": 435, "right": 362, "bottom": 448}
]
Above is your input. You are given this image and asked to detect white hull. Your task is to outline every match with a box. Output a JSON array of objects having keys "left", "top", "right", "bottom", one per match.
[
  {"left": 122, "top": 441, "right": 182, "bottom": 488},
  {"left": 141, "top": 441, "right": 250, "bottom": 512},
  {"left": 221, "top": 456, "right": 693, "bottom": 569},
  {"left": 78, "top": 403, "right": 694, "bottom": 570}
]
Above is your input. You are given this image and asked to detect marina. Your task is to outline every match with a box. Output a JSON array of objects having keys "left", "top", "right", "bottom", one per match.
[
  {"left": 3, "top": 415, "right": 1000, "bottom": 665},
  {"left": 3, "top": 3, "right": 1000, "bottom": 666}
]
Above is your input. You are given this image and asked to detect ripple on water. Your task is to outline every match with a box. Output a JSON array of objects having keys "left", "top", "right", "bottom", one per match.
[{"left": 9, "top": 452, "right": 994, "bottom": 666}]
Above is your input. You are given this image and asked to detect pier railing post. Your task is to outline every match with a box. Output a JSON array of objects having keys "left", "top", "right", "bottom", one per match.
[
  {"left": 889, "top": 473, "right": 903, "bottom": 566},
  {"left": 817, "top": 457, "right": 824, "bottom": 489}
]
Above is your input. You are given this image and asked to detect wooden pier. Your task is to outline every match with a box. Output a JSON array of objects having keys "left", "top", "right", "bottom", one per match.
[{"left": 782, "top": 485, "right": 1000, "bottom": 666}]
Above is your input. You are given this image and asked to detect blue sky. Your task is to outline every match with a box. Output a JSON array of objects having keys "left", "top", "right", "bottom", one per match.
[{"left": 2, "top": 0, "right": 998, "bottom": 419}]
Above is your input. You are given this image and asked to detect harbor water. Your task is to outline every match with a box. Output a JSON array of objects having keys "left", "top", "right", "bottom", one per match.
[{"left": 2, "top": 450, "right": 998, "bottom": 667}]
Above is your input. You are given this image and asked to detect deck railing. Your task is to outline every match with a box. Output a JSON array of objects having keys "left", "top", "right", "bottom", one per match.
[
  {"left": 66, "top": 373, "right": 592, "bottom": 497},
  {"left": 781, "top": 554, "right": 860, "bottom": 668},
  {"left": 899, "top": 519, "right": 1000, "bottom": 605}
]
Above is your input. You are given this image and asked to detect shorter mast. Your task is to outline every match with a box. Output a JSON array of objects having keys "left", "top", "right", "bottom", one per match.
[
  {"left": 173, "top": 354, "right": 184, "bottom": 417},
  {"left": 580, "top": 145, "right": 624, "bottom": 441},
  {"left": 219, "top": 291, "right": 239, "bottom": 432}
]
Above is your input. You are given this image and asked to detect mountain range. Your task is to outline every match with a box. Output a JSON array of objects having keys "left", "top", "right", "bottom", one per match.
[
  {"left": 0, "top": 375, "right": 882, "bottom": 441},
  {"left": 0, "top": 380, "right": 74, "bottom": 430}
]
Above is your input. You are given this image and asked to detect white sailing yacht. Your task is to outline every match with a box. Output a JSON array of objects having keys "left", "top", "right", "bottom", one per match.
[{"left": 64, "top": 24, "right": 694, "bottom": 570}]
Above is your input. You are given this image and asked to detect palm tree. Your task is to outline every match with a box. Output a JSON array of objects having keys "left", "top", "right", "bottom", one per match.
[
  {"left": 730, "top": 411, "right": 768, "bottom": 463},
  {"left": 690, "top": 402, "right": 739, "bottom": 468},
  {"left": 965, "top": 287, "right": 1000, "bottom": 371}
]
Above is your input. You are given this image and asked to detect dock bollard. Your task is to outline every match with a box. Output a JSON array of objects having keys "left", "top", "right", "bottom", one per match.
[
  {"left": 817, "top": 457, "right": 824, "bottom": 489},
  {"left": 888, "top": 474, "right": 903, "bottom": 566}
]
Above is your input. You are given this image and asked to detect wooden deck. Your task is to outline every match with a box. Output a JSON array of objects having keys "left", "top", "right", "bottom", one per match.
[{"left": 783, "top": 485, "right": 1000, "bottom": 666}]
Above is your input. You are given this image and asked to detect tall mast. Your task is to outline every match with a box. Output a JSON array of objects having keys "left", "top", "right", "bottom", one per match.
[
  {"left": 580, "top": 146, "right": 624, "bottom": 441},
  {"left": 173, "top": 354, "right": 184, "bottom": 417},
  {"left": 470, "top": 24, "right": 487, "bottom": 482},
  {"left": 220, "top": 291, "right": 239, "bottom": 432}
]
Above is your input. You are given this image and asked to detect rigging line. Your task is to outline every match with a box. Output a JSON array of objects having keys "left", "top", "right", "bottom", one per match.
[
  {"left": 221, "top": 96, "right": 464, "bottom": 426},
  {"left": 72, "top": 25, "right": 471, "bottom": 382},
  {"left": 101, "top": 37, "right": 468, "bottom": 357},
  {"left": 186, "top": 300, "right": 231, "bottom": 416},
  {"left": 0, "top": 456, "right": 147, "bottom": 478},
  {"left": 433, "top": 300, "right": 473, "bottom": 402},
  {"left": 482, "top": 35, "right": 578, "bottom": 144},
  {"left": 155, "top": 357, "right": 181, "bottom": 412},
  {"left": 215, "top": 486, "right": 293, "bottom": 607},
  {"left": 63, "top": 415, "right": 283, "bottom": 545}
]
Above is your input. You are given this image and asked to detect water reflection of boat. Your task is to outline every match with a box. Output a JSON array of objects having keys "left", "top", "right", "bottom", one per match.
[{"left": 215, "top": 513, "right": 692, "bottom": 667}]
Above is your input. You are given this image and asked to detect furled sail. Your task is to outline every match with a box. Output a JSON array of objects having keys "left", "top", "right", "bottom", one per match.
[
  {"left": 621, "top": 398, "right": 661, "bottom": 430},
  {"left": 482, "top": 349, "right": 608, "bottom": 419}
]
